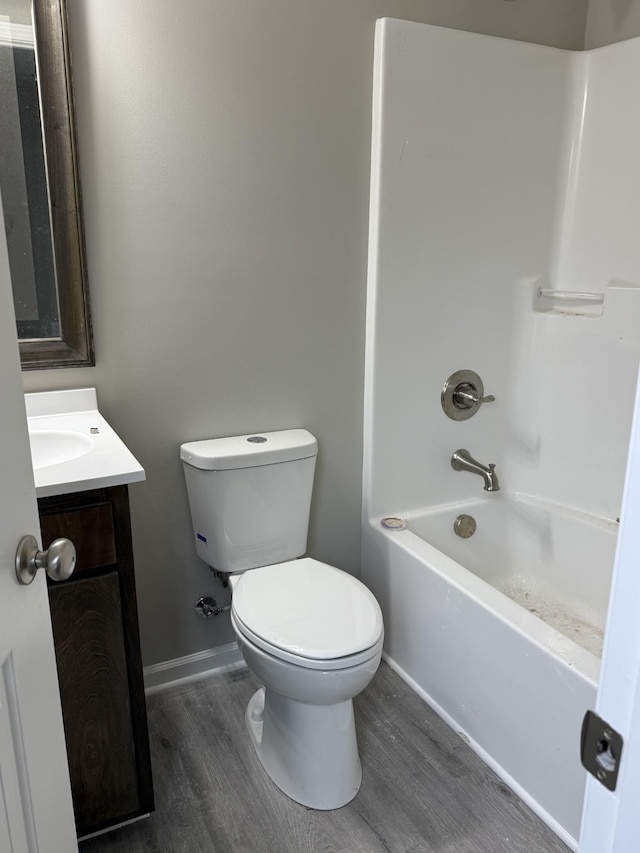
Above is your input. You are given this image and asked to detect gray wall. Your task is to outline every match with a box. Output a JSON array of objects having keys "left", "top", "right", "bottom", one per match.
[
  {"left": 585, "top": 0, "right": 640, "bottom": 46},
  {"left": 3, "top": 0, "right": 32, "bottom": 24},
  {"left": 23, "top": 0, "right": 588, "bottom": 668}
]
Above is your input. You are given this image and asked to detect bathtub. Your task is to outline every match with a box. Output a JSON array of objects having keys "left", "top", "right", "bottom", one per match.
[{"left": 361, "top": 493, "right": 617, "bottom": 849}]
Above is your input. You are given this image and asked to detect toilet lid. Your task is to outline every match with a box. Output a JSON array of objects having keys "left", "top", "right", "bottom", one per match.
[{"left": 231, "top": 558, "right": 383, "bottom": 662}]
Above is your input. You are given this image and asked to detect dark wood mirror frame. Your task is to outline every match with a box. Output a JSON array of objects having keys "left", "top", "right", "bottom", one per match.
[{"left": 20, "top": 0, "right": 93, "bottom": 370}]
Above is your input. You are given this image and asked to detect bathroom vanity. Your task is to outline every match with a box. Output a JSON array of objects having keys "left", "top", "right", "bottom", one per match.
[
  {"left": 26, "top": 389, "right": 153, "bottom": 839},
  {"left": 39, "top": 485, "right": 153, "bottom": 838}
]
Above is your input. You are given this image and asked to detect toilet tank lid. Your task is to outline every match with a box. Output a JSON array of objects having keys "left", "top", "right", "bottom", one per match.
[{"left": 180, "top": 429, "right": 317, "bottom": 471}]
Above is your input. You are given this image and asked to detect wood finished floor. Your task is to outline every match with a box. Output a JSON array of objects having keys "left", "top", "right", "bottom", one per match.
[{"left": 80, "top": 662, "right": 569, "bottom": 853}]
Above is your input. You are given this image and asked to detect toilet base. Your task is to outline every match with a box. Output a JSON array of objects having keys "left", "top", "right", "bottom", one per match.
[{"left": 245, "top": 687, "right": 362, "bottom": 810}]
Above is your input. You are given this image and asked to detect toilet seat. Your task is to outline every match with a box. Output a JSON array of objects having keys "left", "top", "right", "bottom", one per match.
[
  {"left": 231, "top": 558, "right": 383, "bottom": 671},
  {"left": 231, "top": 610, "right": 384, "bottom": 671}
]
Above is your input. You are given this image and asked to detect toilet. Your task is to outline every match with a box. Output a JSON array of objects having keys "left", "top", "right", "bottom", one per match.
[{"left": 180, "top": 429, "right": 383, "bottom": 810}]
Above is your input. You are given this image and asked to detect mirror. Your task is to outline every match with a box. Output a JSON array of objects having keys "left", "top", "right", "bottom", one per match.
[{"left": 0, "top": 0, "right": 93, "bottom": 369}]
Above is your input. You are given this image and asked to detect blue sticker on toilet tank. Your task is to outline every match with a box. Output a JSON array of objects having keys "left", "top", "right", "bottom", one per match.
[{"left": 197, "top": 533, "right": 207, "bottom": 544}]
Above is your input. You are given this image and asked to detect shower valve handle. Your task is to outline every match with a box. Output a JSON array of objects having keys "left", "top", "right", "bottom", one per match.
[
  {"left": 441, "top": 370, "right": 495, "bottom": 421},
  {"left": 452, "top": 384, "right": 495, "bottom": 409}
]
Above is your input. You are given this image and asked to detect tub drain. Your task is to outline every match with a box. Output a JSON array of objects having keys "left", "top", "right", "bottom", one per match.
[
  {"left": 454, "top": 514, "right": 476, "bottom": 538},
  {"left": 380, "top": 517, "right": 407, "bottom": 531}
]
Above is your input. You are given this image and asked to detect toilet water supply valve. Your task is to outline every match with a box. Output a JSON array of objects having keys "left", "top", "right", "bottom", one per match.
[{"left": 195, "top": 596, "right": 230, "bottom": 619}]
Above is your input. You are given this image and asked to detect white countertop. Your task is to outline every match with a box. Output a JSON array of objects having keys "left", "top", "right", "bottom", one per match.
[{"left": 25, "top": 388, "right": 145, "bottom": 498}]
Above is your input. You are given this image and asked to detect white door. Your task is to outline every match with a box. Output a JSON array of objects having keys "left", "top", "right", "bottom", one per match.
[
  {"left": 578, "top": 365, "right": 640, "bottom": 852},
  {"left": 0, "top": 210, "right": 77, "bottom": 845}
]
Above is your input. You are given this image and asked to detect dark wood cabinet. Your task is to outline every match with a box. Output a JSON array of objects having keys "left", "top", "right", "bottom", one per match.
[{"left": 39, "top": 485, "right": 154, "bottom": 839}]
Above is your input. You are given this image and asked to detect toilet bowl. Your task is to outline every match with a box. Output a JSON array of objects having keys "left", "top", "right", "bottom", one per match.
[
  {"left": 180, "top": 429, "right": 384, "bottom": 809},
  {"left": 229, "top": 558, "right": 383, "bottom": 809}
]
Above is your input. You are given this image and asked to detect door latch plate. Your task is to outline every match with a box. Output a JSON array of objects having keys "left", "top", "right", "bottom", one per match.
[{"left": 580, "top": 710, "right": 623, "bottom": 791}]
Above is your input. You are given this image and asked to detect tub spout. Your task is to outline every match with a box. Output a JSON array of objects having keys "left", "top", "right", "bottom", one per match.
[{"left": 451, "top": 449, "right": 500, "bottom": 492}]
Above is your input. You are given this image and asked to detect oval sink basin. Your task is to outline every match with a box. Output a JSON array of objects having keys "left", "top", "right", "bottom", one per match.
[{"left": 29, "top": 430, "right": 94, "bottom": 470}]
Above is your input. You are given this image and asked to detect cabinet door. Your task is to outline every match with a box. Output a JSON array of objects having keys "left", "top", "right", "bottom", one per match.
[
  {"left": 48, "top": 571, "right": 143, "bottom": 836},
  {"left": 40, "top": 502, "right": 116, "bottom": 574}
]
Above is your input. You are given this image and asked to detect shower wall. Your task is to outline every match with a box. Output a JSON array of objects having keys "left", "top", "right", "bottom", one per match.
[
  {"left": 559, "top": 40, "right": 640, "bottom": 291},
  {"left": 508, "top": 39, "right": 640, "bottom": 520},
  {"left": 364, "top": 19, "right": 640, "bottom": 525}
]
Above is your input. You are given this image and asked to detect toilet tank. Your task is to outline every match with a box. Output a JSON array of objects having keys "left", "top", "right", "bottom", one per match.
[{"left": 180, "top": 429, "right": 318, "bottom": 573}]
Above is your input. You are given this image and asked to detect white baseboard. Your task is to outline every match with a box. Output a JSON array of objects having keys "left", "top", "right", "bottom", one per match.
[
  {"left": 144, "top": 642, "right": 246, "bottom": 695},
  {"left": 79, "top": 813, "right": 151, "bottom": 842}
]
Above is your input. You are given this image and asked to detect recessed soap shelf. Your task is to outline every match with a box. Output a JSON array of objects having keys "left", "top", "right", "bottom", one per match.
[
  {"left": 535, "top": 286, "right": 605, "bottom": 317},
  {"left": 537, "top": 288, "right": 604, "bottom": 304}
]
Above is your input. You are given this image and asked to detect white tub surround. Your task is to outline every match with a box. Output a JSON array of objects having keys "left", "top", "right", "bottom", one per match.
[
  {"left": 25, "top": 388, "right": 144, "bottom": 497},
  {"left": 406, "top": 495, "right": 615, "bottom": 661},
  {"left": 363, "top": 20, "right": 640, "bottom": 850},
  {"left": 367, "top": 515, "right": 595, "bottom": 849}
]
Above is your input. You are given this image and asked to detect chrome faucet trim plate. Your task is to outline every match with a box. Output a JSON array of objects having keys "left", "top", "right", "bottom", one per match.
[{"left": 441, "top": 370, "right": 495, "bottom": 421}]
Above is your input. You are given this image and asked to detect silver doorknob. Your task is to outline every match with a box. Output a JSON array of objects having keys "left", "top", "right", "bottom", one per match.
[{"left": 15, "top": 535, "right": 76, "bottom": 585}]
